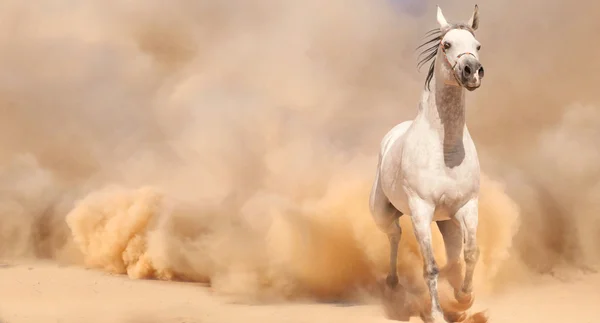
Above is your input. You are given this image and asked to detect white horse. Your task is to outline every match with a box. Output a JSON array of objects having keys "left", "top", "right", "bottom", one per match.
[{"left": 369, "top": 5, "right": 484, "bottom": 323}]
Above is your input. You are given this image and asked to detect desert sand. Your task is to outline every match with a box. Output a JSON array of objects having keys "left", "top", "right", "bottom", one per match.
[{"left": 0, "top": 261, "right": 598, "bottom": 323}]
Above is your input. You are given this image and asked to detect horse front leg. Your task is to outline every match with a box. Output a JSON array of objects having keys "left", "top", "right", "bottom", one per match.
[
  {"left": 436, "top": 219, "right": 464, "bottom": 293},
  {"left": 455, "top": 198, "right": 480, "bottom": 305},
  {"left": 437, "top": 219, "right": 471, "bottom": 321},
  {"left": 409, "top": 198, "right": 445, "bottom": 323}
]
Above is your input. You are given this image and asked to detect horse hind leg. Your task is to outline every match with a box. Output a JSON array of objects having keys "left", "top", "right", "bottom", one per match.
[
  {"left": 369, "top": 175, "right": 403, "bottom": 288},
  {"left": 384, "top": 216, "right": 403, "bottom": 288}
]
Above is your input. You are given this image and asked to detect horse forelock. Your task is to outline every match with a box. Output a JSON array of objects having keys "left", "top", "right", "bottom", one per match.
[{"left": 442, "top": 23, "right": 475, "bottom": 36}]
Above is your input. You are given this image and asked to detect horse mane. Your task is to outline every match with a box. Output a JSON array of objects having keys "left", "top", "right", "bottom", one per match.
[{"left": 416, "top": 23, "right": 475, "bottom": 91}]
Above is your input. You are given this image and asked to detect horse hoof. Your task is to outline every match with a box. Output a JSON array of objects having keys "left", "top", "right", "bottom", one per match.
[
  {"left": 386, "top": 275, "right": 399, "bottom": 289},
  {"left": 445, "top": 311, "right": 467, "bottom": 322},
  {"left": 468, "top": 310, "right": 490, "bottom": 323},
  {"left": 454, "top": 290, "right": 474, "bottom": 306}
]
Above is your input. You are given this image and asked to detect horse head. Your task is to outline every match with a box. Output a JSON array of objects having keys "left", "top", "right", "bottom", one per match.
[{"left": 418, "top": 5, "right": 484, "bottom": 91}]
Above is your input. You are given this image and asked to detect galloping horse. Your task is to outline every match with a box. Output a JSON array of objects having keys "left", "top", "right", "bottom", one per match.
[{"left": 369, "top": 5, "right": 484, "bottom": 323}]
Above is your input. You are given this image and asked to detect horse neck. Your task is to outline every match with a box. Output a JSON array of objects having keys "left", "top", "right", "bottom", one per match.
[{"left": 421, "top": 60, "right": 467, "bottom": 167}]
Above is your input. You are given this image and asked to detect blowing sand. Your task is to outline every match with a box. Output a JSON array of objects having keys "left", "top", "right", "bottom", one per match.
[{"left": 0, "top": 0, "right": 599, "bottom": 322}]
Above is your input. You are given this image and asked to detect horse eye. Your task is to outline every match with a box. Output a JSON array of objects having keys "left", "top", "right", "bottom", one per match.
[
  {"left": 443, "top": 42, "right": 451, "bottom": 50},
  {"left": 476, "top": 45, "right": 481, "bottom": 50}
]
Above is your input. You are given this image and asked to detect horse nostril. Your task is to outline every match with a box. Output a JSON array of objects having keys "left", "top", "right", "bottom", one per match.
[
  {"left": 463, "top": 65, "right": 472, "bottom": 77},
  {"left": 478, "top": 66, "right": 485, "bottom": 79}
]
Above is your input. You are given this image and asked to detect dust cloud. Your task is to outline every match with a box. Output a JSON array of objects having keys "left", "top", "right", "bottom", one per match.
[{"left": 0, "top": 0, "right": 597, "bottom": 304}]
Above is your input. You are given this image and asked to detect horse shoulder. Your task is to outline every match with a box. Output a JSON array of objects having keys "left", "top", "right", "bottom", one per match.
[{"left": 380, "top": 120, "right": 413, "bottom": 158}]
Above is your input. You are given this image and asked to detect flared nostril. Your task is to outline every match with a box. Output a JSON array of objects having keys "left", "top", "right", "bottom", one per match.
[
  {"left": 463, "top": 65, "right": 472, "bottom": 77},
  {"left": 478, "top": 66, "right": 485, "bottom": 79}
]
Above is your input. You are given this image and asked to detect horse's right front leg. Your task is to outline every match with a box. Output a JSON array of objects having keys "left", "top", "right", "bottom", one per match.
[{"left": 409, "top": 197, "right": 445, "bottom": 323}]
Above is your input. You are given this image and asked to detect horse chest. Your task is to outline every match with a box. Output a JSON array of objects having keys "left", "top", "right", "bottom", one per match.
[
  {"left": 378, "top": 118, "right": 480, "bottom": 216},
  {"left": 417, "top": 164, "right": 476, "bottom": 198},
  {"left": 400, "top": 139, "right": 479, "bottom": 208}
]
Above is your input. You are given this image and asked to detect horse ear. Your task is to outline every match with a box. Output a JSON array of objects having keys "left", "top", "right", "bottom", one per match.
[
  {"left": 436, "top": 6, "right": 449, "bottom": 29},
  {"left": 468, "top": 4, "right": 479, "bottom": 30}
]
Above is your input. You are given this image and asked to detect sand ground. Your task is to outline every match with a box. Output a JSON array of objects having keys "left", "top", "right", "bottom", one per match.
[{"left": 1, "top": 261, "right": 598, "bottom": 323}]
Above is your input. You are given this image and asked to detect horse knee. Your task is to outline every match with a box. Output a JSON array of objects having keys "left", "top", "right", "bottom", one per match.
[
  {"left": 423, "top": 262, "right": 440, "bottom": 281},
  {"left": 464, "top": 245, "right": 480, "bottom": 265}
]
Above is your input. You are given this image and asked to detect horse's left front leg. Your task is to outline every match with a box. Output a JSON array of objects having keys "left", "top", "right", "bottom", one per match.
[
  {"left": 455, "top": 198, "right": 480, "bottom": 305},
  {"left": 437, "top": 218, "right": 470, "bottom": 316}
]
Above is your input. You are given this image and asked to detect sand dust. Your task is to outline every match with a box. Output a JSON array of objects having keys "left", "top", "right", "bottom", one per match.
[{"left": 0, "top": 0, "right": 599, "bottom": 322}]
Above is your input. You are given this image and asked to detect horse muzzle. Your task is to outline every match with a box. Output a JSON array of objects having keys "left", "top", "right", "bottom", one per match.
[{"left": 457, "top": 56, "right": 484, "bottom": 91}]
